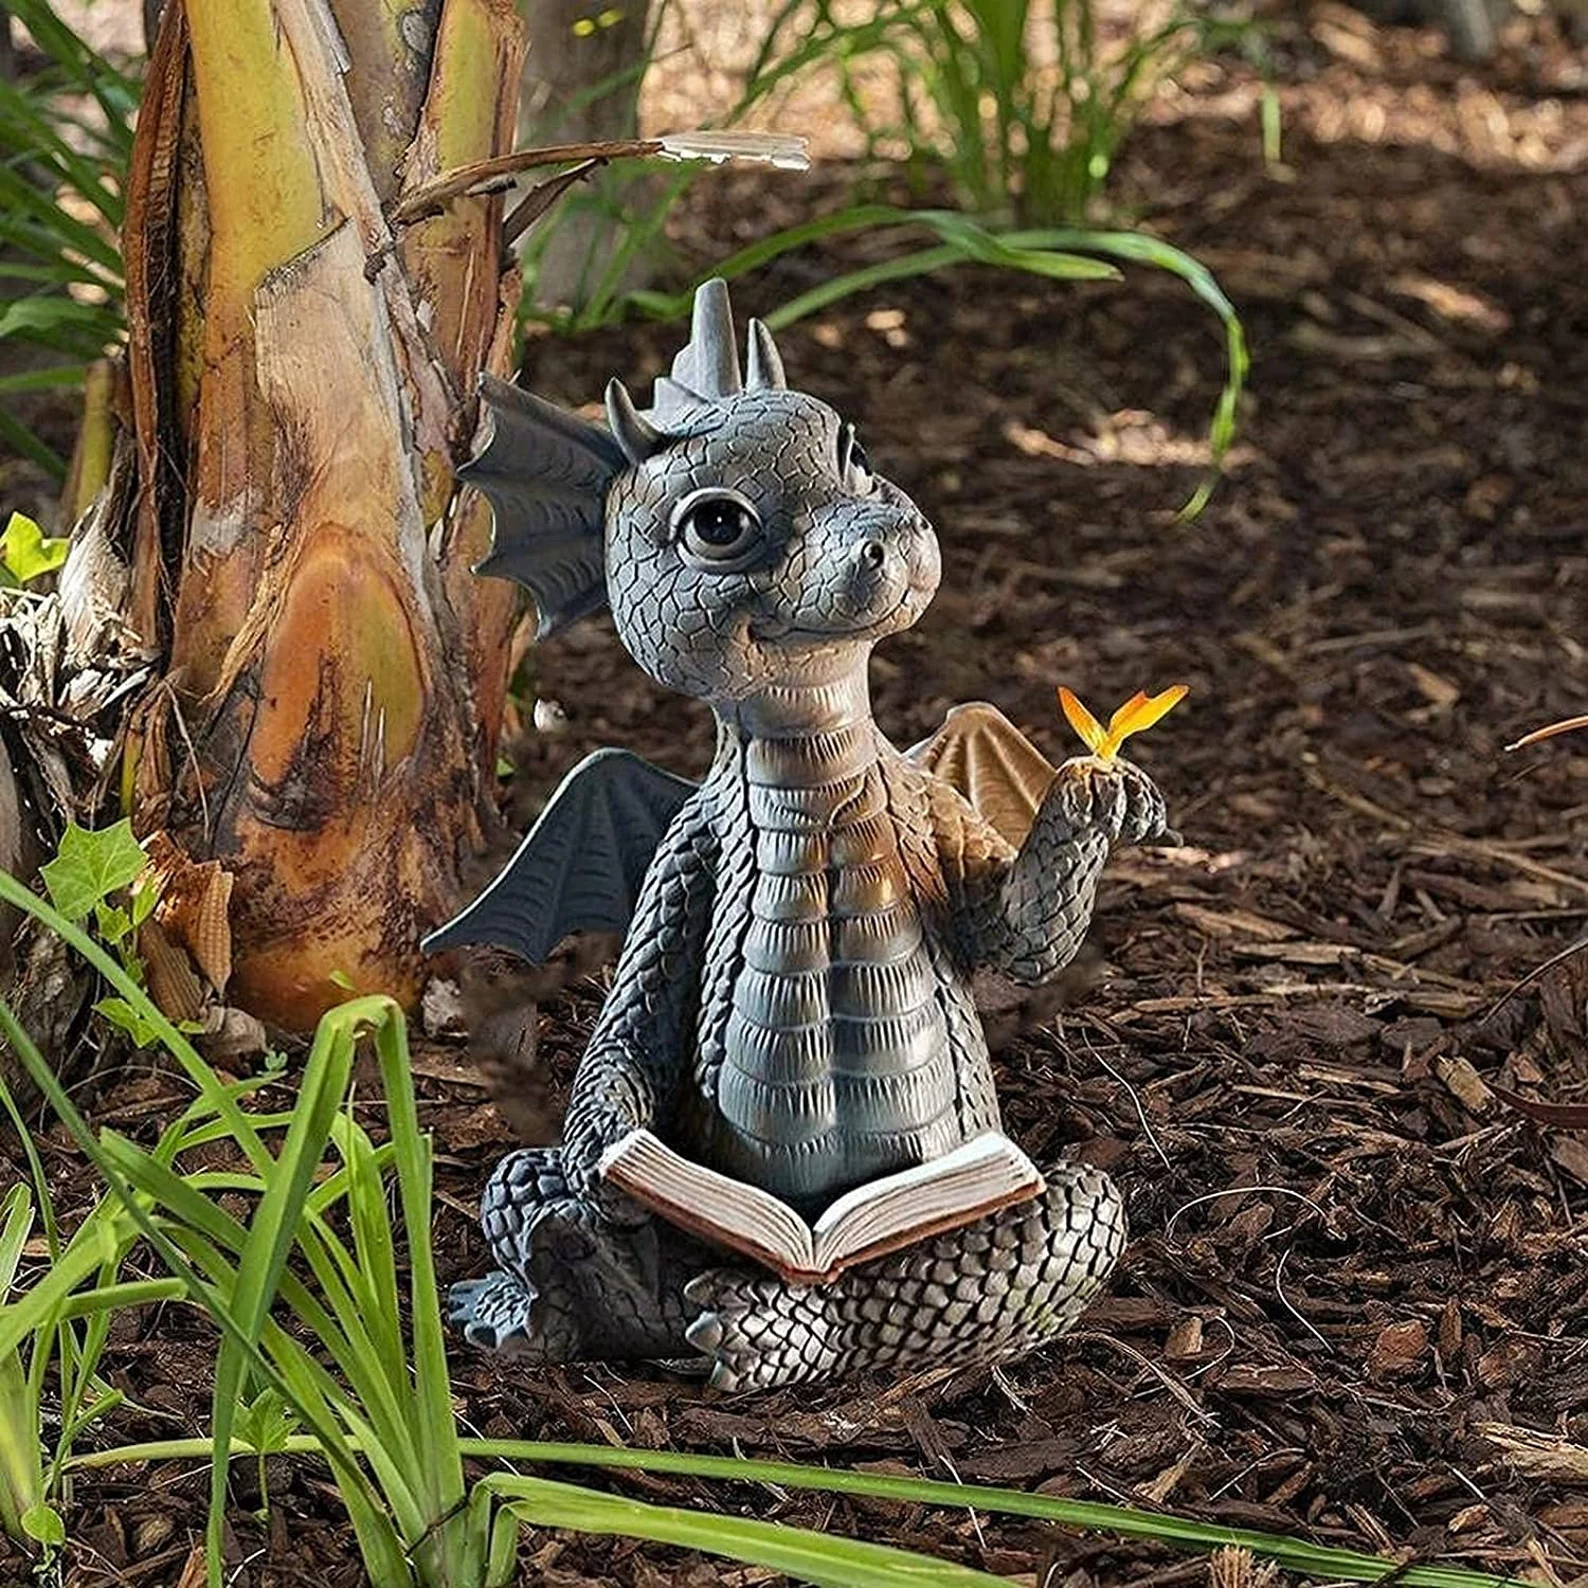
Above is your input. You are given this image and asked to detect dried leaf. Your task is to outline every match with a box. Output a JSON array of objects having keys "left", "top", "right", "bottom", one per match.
[
  {"left": 1490, "top": 1082, "right": 1588, "bottom": 1131},
  {"left": 139, "top": 917, "right": 206, "bottom": 1023},
  {"left": 1434, "top": 1051, "right": 1494, "bottom": 1115},
  {"left": 142, "top": 832, "right": 234, "bottom": 995}
]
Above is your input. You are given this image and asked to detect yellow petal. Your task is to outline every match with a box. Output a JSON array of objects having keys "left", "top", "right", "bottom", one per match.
[
  {"left": 1057, "top": 686, "right": 1108, "bottom": 755},
  {"left": 1106, "top": 691, "right": 1150, "bottom": 740},
  {"left": 1098, "top": 684, "right": 1188, "bottom": 759}
]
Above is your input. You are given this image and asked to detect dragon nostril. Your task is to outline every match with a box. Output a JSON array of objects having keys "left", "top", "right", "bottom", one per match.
[{"left": 860, "top": 540, "right": 886, "bottom": 570}]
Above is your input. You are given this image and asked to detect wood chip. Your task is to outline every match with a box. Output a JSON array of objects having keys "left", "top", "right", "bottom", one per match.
[
  {"left": 142, "top": 830, "right": 234, "bottom": 995},
  {"left": 1217, "top": 1364, "right": 1318, "bottom": 1396},
  {"left": 1476, "top": 1423, "right": 1588, "bottom": 1485},
  {"left": 1164, "top": 1315, "right": 1205, "bottom": 1361},
  {"left": 1367, "top": 1319, "right": 1429, "bottom": 1380},
  {"left": 138, "top": 917, "right": 206, "bottom": 1024},
  {"left": 1407, "top": 661, "right": 1462, "bottom": 710},
  {"left": 1433, "top": 1051, "right": 1494, "bottom": 1114},
  {"left": 1548, "top": 1135, "right": 1588, "bottom": 1189},
  {"left": 1174, "top": 903, "right": 1296, "bottom": 941}
]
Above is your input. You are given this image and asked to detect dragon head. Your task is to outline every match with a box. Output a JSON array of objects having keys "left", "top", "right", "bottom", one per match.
[{"left": 461, "top": 280, "right": 940, "bottom": 705}]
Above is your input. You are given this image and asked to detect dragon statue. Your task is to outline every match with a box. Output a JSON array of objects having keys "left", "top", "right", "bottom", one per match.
[{"left": 427, "top": 281, "right": 1171, "bottom": 1390}]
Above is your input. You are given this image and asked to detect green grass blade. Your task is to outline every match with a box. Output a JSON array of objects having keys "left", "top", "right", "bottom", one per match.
[
  {"left": 72, "top": 1433, "right": 1524, "bottom": 1588},
  {"left": 0, "top": 409, "right": 65, "bottom": 478},
  {"left": 0, "top": 1000, "right": 408, "bottom": 1587},
  {"left": 0, "top": 873, "right": 269, "bottom": 1168},
  {"left": 471, "top": 1444, "right": 1521, "bottom": 1588},
  {"left": 0, "top": 1188, "right": 31, "bottom": 1297},
  {"left": 328, "top": 1111, "right": 405, "bottom": 1384},
  {"left": 367, "top": 1002, "right": 471, "bottom": 1564},
  {"left": 761, "top": 237, "right": 1113, "bottom": 330},
  {"left": 0, "top": 1217, "right": 140, "bottom": 1364},
  {"left": 1003, "top": 225, "right": 1248, "bottom": 516},
  {"left": 3, "top": 0, "right": 140, "bottom": 154},
  {"left": 0, "top": 363, "right": 92, "bottom": 395},
  {"left": 0, "top": 1346, "right": 41, "bottom": 1542},
  {"left": 202, "top": 1015, "right": 356, "bottom": 1583},
  {"left": 53, "top": 1280, "right": 186, "bottom": 1320},
  {"left": 491, "top": 1475, "right": 1012, "bottom": 1587}
]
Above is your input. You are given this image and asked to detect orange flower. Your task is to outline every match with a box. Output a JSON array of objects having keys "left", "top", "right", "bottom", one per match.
[{"left": 1058, "top": 683, "right": 1188, "bottom": 765}]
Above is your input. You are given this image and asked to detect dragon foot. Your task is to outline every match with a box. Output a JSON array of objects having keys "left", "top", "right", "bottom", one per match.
[
  {"left": 459, "top": 1146, "right": 700, "bottom": 1362},
  {"left": 683, "top": 1161, "right": 1125, "bottom": 1391},
  {"left": 448, "top": 1270, "right": 582, "bottom": 1360}
]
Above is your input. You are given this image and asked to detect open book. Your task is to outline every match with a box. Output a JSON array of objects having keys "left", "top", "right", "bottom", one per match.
[{"left": 598, "top": 1129, "right": 1045, "bottom": 1286}]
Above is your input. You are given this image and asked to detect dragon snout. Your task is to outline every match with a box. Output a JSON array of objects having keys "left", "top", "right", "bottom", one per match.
[
  {"left": 754, "top": 508, "right": 941, "bottom": 647},
  {"left": 846, "top": 513, "right": 938, "bottom": 599}
]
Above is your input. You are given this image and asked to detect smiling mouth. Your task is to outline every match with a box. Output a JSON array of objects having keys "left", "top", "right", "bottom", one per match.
[{"left": 751, "top": 587, "right": 923, "bottom": 646}]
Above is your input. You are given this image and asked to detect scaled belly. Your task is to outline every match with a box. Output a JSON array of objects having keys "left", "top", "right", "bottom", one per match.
[{"left": 709, "top": 758, "right": 962, "bottom": 1206}]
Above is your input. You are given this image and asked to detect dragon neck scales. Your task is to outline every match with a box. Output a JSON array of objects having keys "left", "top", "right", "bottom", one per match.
[{"left": 696, "top": 661, "right": 971, "bottom": 1210}]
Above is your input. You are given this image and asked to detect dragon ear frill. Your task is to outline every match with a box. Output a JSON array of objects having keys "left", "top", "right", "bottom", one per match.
[
  {"left": 460, "top": 282, "right": 790, "bottom": 639},
  {"left": 460, "top": 375, "right": 625, "bottom": 640}
]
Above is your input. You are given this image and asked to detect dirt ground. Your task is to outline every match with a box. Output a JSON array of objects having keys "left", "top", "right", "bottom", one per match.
[{"left": 7, "top": 4, "right": 1588, "bottom": 1585}]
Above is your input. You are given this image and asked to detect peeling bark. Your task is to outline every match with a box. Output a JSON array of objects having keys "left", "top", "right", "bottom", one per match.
[{"left": 104, "top": 0, "right": 527, "bottom": 1028}]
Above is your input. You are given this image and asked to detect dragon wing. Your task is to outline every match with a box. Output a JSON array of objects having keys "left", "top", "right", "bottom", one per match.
[
  {"left": 424, "top": 748, "right": 697, "bottom": 964},
  {"left": 907, "top": 702, "right": 1058, "bottom": 849}
]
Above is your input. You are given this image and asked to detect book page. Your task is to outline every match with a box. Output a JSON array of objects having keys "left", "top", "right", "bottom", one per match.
[
  {"left": 599, "top": 1129, "right": 816, "bottom": 1274},
  {"left": 810, "top": 1133, "right": 1044, "bottom": 1273}
]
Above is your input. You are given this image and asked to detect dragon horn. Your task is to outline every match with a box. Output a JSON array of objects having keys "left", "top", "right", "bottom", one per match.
[
  {"left": 745, "top": 318, "right": 787, "bottom": 391},
  {"left": 605, "top": 379, "right": 663, "bottom": 465},
  {"left": 671, "top": 277, "right": 742, "bottom": 400}
]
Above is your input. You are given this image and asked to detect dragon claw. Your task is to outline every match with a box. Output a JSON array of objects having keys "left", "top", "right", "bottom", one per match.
[
  {"left": 1056, "top": 756, "right": 1169, "bottom": 845},
  {"left": 682, "top": 1307, "right": 723, "bottom": 1356},
  {"left": 448, "top": 1272, "right": 539, "bottom": 1354}
]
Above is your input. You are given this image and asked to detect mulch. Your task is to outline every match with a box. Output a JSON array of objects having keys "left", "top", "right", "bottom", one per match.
[{"left": 7, "top": 5, "right": 1588, "bottom": 1584}]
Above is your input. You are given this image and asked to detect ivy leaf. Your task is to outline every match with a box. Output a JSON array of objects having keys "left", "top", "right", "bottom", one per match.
[
  {"left": 40, "top": 820, "right": 147, "bottom": 921},
  {"left": 1, "top": 511, "right": 68, "bottom": 583},
  {"left": 95, "top": 996, "right": 163, "bottom": 1049},
  {"left": 129, "top": 874, "right": 160, "bottom": 928},
  {"left": 234, "top": 1387, "right": 299, "bottom": 1452},
  {"left": 94, "top": 899, "right": 132, "bottom": 949}
]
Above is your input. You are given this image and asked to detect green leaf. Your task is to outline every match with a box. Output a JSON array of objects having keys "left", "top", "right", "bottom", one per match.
[
  {"left": 0, "top": 513, "right": 68, "bottom": 584},
  {"left": 0, "top": 295, "right": 112, "bottom": 342},
  {"left": 39, "top": 821, "right": 147, "bottom": 922},
  {"left": 94, "top": 997, "right": 164, "bottom": 1050},
  {"left": 93, "top": 901, "right": 132, "bottom": 949},
  {"left": 129, "top": 876, "right": 160, "bottom": 929},
  {"left": 494, "top": 1476, "right": 1010, "bottom": 1588},
  {"left": 234, "top": 1389, "right": 299, "bottom": 1454},
  {"left": 21, "top": 1500, "right": 65, "bottom": 1548}
]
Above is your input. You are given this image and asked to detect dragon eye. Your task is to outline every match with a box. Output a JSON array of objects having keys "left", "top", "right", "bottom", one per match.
[{"left": 672, "top": 488, "right": 762, "bottom": 565}]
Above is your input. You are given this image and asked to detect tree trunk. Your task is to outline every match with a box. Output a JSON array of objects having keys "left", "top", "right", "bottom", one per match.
[
  {"left": 516, "top": 0, "right": 652, "bottom": 311},
  {"left": 105, "top": 0, "right": 525, "bottom": 1029}
]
